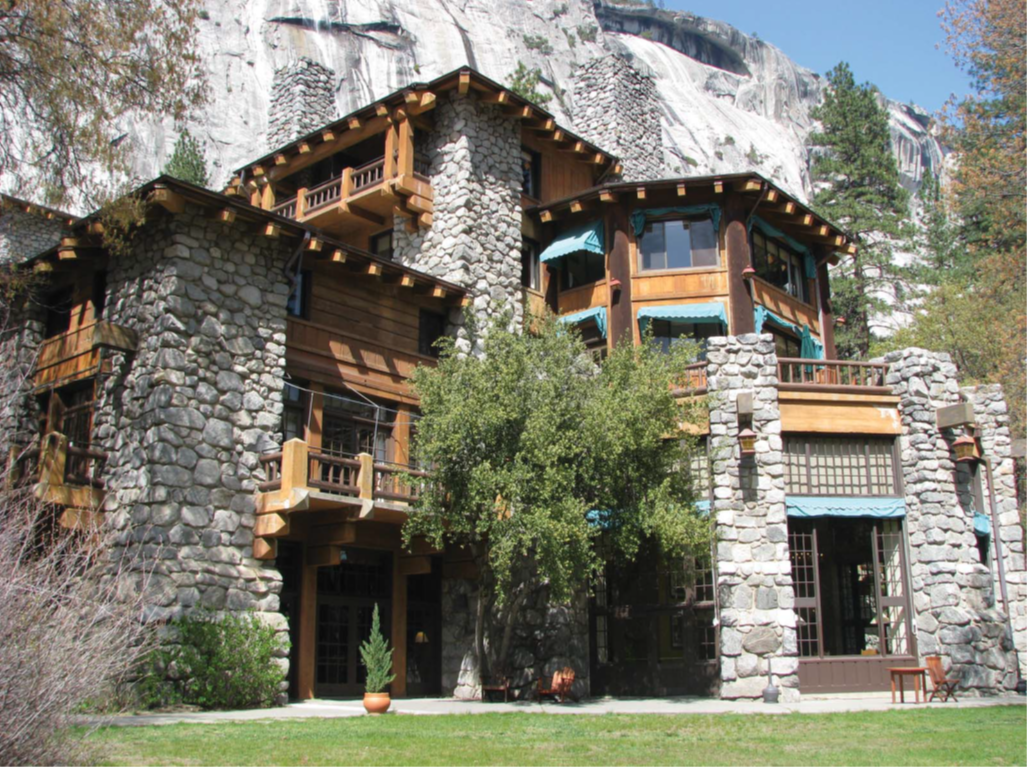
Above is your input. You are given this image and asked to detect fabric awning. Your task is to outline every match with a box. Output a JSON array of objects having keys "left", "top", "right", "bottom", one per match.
[
  {"left": 694, "top": 500, "right": 711, "bottom": 516},
  {"left": 638, "top": 302, "right": 728, "bottom": 334},
  {"left": 786, "top": 496, "right": 906, "bottom": 519},
  {"left": 973, "top": 512, "right": 991, "bottom": 537},
  {"left": 753, "top": 306, "right": 824, "bottom": 360},
  {"left": 749, "top": 215, "right": 817, "bottom": 279},
  {"left": 559, "top": 306, "right": 607, "bottom": 338},
  {"left": 630, "top": 205, "right": 722, "bottom": 237},
  {"left": 540, "top": 221, "right": 604, "bottom": 264}
]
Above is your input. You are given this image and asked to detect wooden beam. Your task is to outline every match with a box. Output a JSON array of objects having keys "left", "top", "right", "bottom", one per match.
[
  {"left": 252, "top": 165, "right": 266, "bottom": 178},
  {"left": 213, "top": 208, "right": 236, "bottom": 223},
  {"left": 306, "top": 237, "right": 323, "bottom": 252},
  {"left": 57, "top": 247, "right": 77, "bottom": 261},
  {"left": 261, "top": 223, "right": 281, "bottom": 238},
  {"left": 735, "top": 178, "right": 762, "bottom": 192},
  {"left": 765, "top": 189, "right": 779, "bottom": 203},
  {"left": 713, "top": 181, "right": 724, "bottom": 194},
  {"left": 817, "top": 224, "right": 830, "bottom": 237},
  {"left": 409, "top": 91, "right": 436, "bottom": 115},
  {"left": 341, "top": 202, "right": 386, "bottom": 226},
  {"left": 347, "top": 116, "right": 362, "bottom": 130},
  {"left": 526, "top": 118, "right": 556, "bottom": 132},
  {"left": 86, "top": 221, "right": 104, "bottom": 236},
  {"left": 399, "top": 556, "right": 432, "bottom": 576},
  {"left": 321, "top": 129, "right": 335, "bottom": 143},
  {"left": 418, "top": 212, "right": 433, "bottom": 228},
  {"left": 308, "top": 545, "right": 341, "bottom": 568},
  {"left": 375, "top": 103, "right": 389, "bottom": 117},
  {"left": 481, "top": 90, "right": 510, "bottom": 106},
  {"left": 800, "top": 213, "right": 814, "bottom": 226},
  {"left": 330, "top": 249, "right": 347, "bottom": 263},
  {"left": 612, "top": 163, "right": 624, "bottom": 176},
  {"left": 297, "top": 141, "right": 311, "bottom": 154},
  {"left": 366, "top": 262, "right": 383, "bottom": 277},
  {"left": 541, "top": 129, "right": 565, "bottom": 143},
  {"left": 506, "top": 105, "right": 533, "bottom": 119},
  {"left": 636, "top": 187, "right": 647, "bottom": 200},
  {"left": 458, "top": 71, "right": 471, "bottom": 95},
  {"left": 254, "top": 512, "right": 290, "bottom": 538},
  {"left": 400, "top": 274, "right": 415, "bottom": 288},
  {"left": 540, "top": 210, "right": 554, "bottom": 223},
  {"left": 253, "top": 538, "right": 277, "bottom": 560},
  {"left": 569, "top": 200, "right": 587, "bottom": 214},
  {"left": 149, "top": 187, "right": 185, "bottom": 213},
  {"left": 274, "top": 153, "right": 288, "bottom": 166},
  {"left": 431, "top": 286, "right": 446, "bottom": 299},
  {"left": 599, "top": 191, "right": 618, "bottom": 203}
]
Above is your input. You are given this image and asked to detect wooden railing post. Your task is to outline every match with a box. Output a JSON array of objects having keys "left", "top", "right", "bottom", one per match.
[
  {"left": 341, "top": 168, "right": 354, "bottom": 200},
  {"left": 281, "top": 438, "right": 309, "bottom": 493},
  {"left": 39, "top": 432, "right": 67, "bottom": 491},
  {"left": 357, "top": 452, "right": 375, "bottom": 501},
  {"left": 295, "top": 187, "right": 307, "bottom": 220}
]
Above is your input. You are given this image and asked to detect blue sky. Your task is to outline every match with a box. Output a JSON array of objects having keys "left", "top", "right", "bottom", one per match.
[{"left": 665, "top": 0, "right": 973, "bottom": 113}]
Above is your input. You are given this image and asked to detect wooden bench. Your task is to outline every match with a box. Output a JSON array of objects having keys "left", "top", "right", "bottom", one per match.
[{"left": 481, "top": 676, "right": 510, "bottom": 702}]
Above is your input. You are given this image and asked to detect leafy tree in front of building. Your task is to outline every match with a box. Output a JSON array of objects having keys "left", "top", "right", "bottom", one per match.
[
  {"left": 163, "top": 129, "right": 210, "bottom": 188},
  {"left": 403, "top": 310, "right": 711, "bottom": 681},
  {"left": 808, "top": 62, "right": 910, "bottom": 359}
]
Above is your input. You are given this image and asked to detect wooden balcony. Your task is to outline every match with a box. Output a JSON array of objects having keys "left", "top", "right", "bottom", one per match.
[
  {"left": 777, "top": 359, "right": 899, "bottom": 435},
  {"left": 268, "top": 155, "right": 433, "bottom": 238},
  {"left": 253, "top": 438, "right": 429, "bottom": 560},
  {"left": 7, "top": 432, "right": 106, "bottom": 529},
  {"left": 34, "top": 321, "right": 138, "bottom": 388},
  {"left": 777, "top": 358, "right": 889, "bottom": 393}
]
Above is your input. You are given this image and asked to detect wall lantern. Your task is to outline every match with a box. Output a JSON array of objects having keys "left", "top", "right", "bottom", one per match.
[
  {"left": 609, "top": 277, "right": 622, "bottom": 293},
  {"left": 738, "top": 427, "right": 758, "bottom": 457},
  {"left": 736, "top": 392, "right": 757, "bottom": 457},
  {"left": 741, "top": 265, "right": 756, "bottom": 281},
  {"left": 414, "top": 631, "right": 429, "bottom": 644},
  {"left": 953, "top": 433, "right": 979, "bottom": 464}
]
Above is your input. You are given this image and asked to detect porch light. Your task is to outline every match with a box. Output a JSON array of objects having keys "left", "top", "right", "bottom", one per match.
[
  {"left": 609, "top": 277, "right": 622, "bottom": 293},
  {"left": 953, "top": 434, "right": 979, "bottom": 463},
  {"left": 414, "top": 631, "right": 429, "bottom": 644},
  {"left": 738, "top": 427, "right": 758, "bottom": 457},
  {"left": 741, "top": 265, "right": 756, "bottom": 281}
]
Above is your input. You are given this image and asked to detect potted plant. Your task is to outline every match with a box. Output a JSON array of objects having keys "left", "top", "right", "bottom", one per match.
[{"left": 359, "top": 603, "right": 395, "bottom": 714}]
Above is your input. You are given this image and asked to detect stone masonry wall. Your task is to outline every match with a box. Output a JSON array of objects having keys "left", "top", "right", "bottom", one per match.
[
  {"left": 964, "top": 384, "right": 1027, "bottom": 681},
  {"left": 0, "top": 300, "right": 45, "bottom": 457},
  {"left": 393, "top": 90, "right": 523, "bottom": 354},
  {"left": 95, "top": 203, "right": 293, "bottom": 681},
  {"left": 706, "top": 334, "right": 799, "bottom": 701},
  {"left": 885, "top": 348, "right": 1018, "bottom": 692},
  {"left": 0, "top": 204, "right": 67, "bottom": 264},
  {"left": 570, "top": 55, "right": 664, "bottom": 182},
  {"left": 267, "top": 58, "right": 337, "bottom": 151}
]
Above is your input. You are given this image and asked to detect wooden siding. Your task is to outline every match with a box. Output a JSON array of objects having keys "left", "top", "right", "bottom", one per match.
[
  {"left": 779, "top": 391, "right": 902, "bottom": 435},
  {"left": 558, "top": 280, "right": 608, "bottom": 316},
  {"left": 286, "top": 261, "right": 449, "bottom": 403},
  {"left": 799, "top": 655, "right": 915, "bottom": 693},
  {"left": 630, "top": 269, "right": 730, "bottom": 302},
  {"left": 752, "top": 278, "right": 820, "bottom": 335},
  {"left": 34, "top": 324, "right": 102, "bottom": 388},
  {"left": 521, "top": 132, "right": 598, "bottom": 204}
]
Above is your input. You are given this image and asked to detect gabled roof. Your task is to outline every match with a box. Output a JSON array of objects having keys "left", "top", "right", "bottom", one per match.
[
  {"left": 1, "top": 193, "right": 78, "bottom": 226},
  {"left": 526, "top": 172, "right": 856, "bottom": 260},
  {"left": 233, "top": 66, "right": 620, "bottom": 181},
  {"left": 24, "top": 176, "right": 467, "bottom": 302}
]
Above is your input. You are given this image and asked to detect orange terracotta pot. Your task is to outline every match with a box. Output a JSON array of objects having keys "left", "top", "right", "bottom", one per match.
[{"left": 363, "top": 692, "right": 391, "bottom": 715}]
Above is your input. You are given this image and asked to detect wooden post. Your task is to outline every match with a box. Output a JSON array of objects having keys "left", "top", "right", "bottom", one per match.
[
  {"left": 295, "top": 187, "right": 308, "bottom": 220},
  {"left": 341, "top": 168, "right": 354, "bottom": 201},
  {"left": 606, "top": 206, "right": 634, "bottom": 348},
  {"left": 397, "top": 117, "right": 414, "bottom": 177},
  {"left": 296, "top": 556, "right": 318, "bottom": 700},
  {"left": 39, "top": 432, "right": 68, "bottom": 491},
  {"left": 384, "top": 123, "right": 398, "bottom": 179},
  {"left": 357, "top": 453, "right": 375, "bottom": 500},
  {"left": 724, "top": 195, "right": 755, "bottom": 335},
  {"left": 816, "top": 257, "right": 837, "bottom": 360},
  {"left": 260, "top": 183, "right": 276, "bottom": 211},
  {"left": 391, "top": 552, "right": 408, "bottom": 698},
  {"left": 394, "top": 405, "right": 413, "bottom": 466},
  {"left": 280, "top": 438, "right": 309, "bottom": 493}
]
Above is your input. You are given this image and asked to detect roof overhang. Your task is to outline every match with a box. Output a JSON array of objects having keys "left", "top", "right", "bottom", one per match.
[
  {"left": 1, "top": 193, "right": 79, "bottom": 227},
  {"left": 527, "top": 173, "right": 856, "bottom": 261}
]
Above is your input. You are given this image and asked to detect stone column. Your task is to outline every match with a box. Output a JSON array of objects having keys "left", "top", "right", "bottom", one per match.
[
  {"left": 964, "top": 384, "right": 1027, "bottom": 682},
  {"left": 885, "top": 348, "right": 1018, "bottom": 692},
  {"left": 707, "top": 334, "right": 799, "bottom": 701},
  {"left": 267, "top": 58, "right": 337, "bottom": 150}
]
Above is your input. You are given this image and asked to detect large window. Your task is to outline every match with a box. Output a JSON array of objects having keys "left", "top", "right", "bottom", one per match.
[
  {"left": 649, "top": 320, "right": 721, "bottom": 357},
  {"left": 784, "top": 436, "right": 898, "bottom": 496},
  {"left": 560, "top": 251, "right": 605, "bottom": 289},
  {"left": 751, "top": 231, "right": 809, "bottom": 303},
  {"left": 521, "top": 148, "right": 542, "bottom": 199},
  {"left": 638, "top": 218, "right": 718, "bottom": 272},
  {"left": 521, "top": 238, "right": 541, "bottom": 291}
]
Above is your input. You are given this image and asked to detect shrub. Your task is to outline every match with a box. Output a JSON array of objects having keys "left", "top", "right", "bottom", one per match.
[
  {"left": 508, "top": 62, "right": 552, "bottom": 107},
  {"left": 577, "top": 24, "right": 598, "bottom": 42},
  {"left": 523, "top": 34, "right": 554, "bottom": 55},
  {"left": 147, "top": 610, "right": 284, "bottom": 710},
  {"left": 359, "top": 604, "right": 395, "bottom": 693}
]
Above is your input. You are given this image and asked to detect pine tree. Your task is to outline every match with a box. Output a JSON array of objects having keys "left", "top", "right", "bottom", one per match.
[
  {"left": 358, "top": 604, "right": 395, "bottom": 693},
  {"left": 808, "top": 62, "right": 910, "bottom": 359},
  {"left": 163, "top": 129, "right": 209, "bottom": 187},
  {"left": 507, "top": 62, "right": 551, "bottom": 107}
]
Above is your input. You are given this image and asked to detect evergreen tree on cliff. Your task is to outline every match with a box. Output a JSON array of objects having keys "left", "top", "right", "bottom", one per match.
[
  {"left": 163, "top": 130, "right": 210, "bottom": 188},
  {"left": 808, "top": 62, "right": 909, "bottom": 359}
]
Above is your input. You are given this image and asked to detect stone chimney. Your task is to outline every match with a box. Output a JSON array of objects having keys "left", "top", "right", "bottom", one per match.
[
  {"left": 267, "top": 58, "right": 338, "bottom": 150},
  {"left": 571, "top": 55, "right": 664, "bottom": 182}
]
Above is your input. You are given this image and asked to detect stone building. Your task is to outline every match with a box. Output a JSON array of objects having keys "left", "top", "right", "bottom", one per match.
[{"left": 1, "top": 62, "right": 1022, "bottom": 703}]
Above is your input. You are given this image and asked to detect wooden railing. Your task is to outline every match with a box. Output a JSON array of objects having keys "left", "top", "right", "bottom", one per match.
[
  {"left": 309, "top": 451, "right": 361, "bottom": 494},
  {"left": 258, "top": 451, "right": 283, "bottom": 492},
  {"left": 374, "top": 462, "right": 429, "bottom": 503},
  {"left": 65, "top": 444, "right": 106, "bottom": 489},
  {"left": 271, "top": 196, "right": 297, "bottom": 219},
  {"left": 673, "top": 362, "right": 709, "bottom": 396},
  {"left": 778, "top": 358, "right": 889, "bottom": 391},
  {"left": 9, "top": 445, "right": 41, "bottom": 487},
  {"left": 351, "top": 157, "right": 385, "bottom": 191},
  {"left": 6, "top": 433, "right": 106, "bottom": 512},
  {"left": 304, "top": 176, "right": 343, "bottom": 213},
  {"left": 413, "top": 155, "right": 431, "bottom": 178}
]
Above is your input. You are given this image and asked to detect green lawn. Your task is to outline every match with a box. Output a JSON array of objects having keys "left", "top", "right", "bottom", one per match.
[{"left": 87, "top": 706, "right": 1026, "bottom": 766}]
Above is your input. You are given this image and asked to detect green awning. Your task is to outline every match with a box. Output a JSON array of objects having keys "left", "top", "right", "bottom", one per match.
[
  {"left": 749, "top": 215, "right": 817, "bottom": 278},
  {"left": 540, "top": 221, "right": 604, "bottom": 264},
  {"left": 786, "top": 496, "right": 905, "bottom": 519},
  {"left": 754, "top": 306, "right": 823, "bottom": 359},
  {"left": 638, "top": 302, "right": 727, "bottom": 335},
  {"left": 974, "top": 512, "right": 991, "bottom": 537},
  {"left": 559, "top": 306, "right": 607, "bottom": 338},
  {"left": 630, "top": 205, "right": 721, "bottom": 237}
]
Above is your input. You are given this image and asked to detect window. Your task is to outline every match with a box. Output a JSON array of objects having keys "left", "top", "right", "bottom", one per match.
[
  {"left": 784, "top": 436, "right": 898, "bottom": 496},
  {"left": 577, "top": 319, "right": 607, "bottom": 361},
  {"left": 418, "top": 310, "right": 446, "bottom": 357},
  {"left": 639, "top": 218, "right": 718, "bottom": 271},
  {"left": 560, "top": 252, "right": 605, "bottom": 289},
  {"left": 286, "top": 270, "right": 311, "bottom": 319},
  {"left": 92, "top": 271, "right": 107, "bottom": 320},
  {"left": 684, "top": 437, "right": 711, "bottom": 500},
  {"left": 43, "top": 287, "right": 73, "bottom": 338},
  {"left": 281, "top": 382, "right": 307, "bottom": 443},
  {"left": 521, "top": 238, "right": 541, "bottom": 291},
  {"left": 370, "top": 230, "right": 393, "bottom": 261},
  {"left": 649, "top": 320, "right": 721, "bottom": 357},
  {"left": 521, "top": 148, "right": 541, "bottom": 199},
  {"left": 751, "top": 231, "right": 809, "bottom": 302},
  {"left": 770, "top": 326, "right": 801, "bottom": 358}
]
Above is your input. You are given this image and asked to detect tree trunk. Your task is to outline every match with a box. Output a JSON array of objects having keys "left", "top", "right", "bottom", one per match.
[
  {"left": 495, "top": 584, "right": 530, "bottom": 678},
  {"left": 471, "top": 542, "right": 490, "bottom": 684}
]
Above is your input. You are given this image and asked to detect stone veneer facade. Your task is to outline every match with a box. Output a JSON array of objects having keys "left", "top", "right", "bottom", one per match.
[
  {"left": 93, "top": 203, "right": 293, "bottom": 688},
  {"left": 267, "top": 58, "right": 338, "bottom": 150},
  {"left": 706, "top": 334, "right": 799, "bottom": 701},
  {"left": 0, "top": 203, "right": 68, "bottom": 265},
  {"left": 570, "top": 55, "right": 665, "bottom": 182}
]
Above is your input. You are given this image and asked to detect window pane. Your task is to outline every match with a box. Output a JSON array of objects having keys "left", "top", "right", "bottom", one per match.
[
  {"left": 664, "top": 221, "right": 692, "bottom": 269},
  {"left": 521, "top": 241, "right": 540, "bottom": 290},
  {"left": 690, "top": 219, "right": 719, "bottom": 267},
  {"left": 640, "top": 223, "right": 667, "bottom": 271}
]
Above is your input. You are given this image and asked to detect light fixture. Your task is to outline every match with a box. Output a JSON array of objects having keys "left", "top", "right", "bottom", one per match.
[
  {"left": 741, "top": 265, "right": 756, "bottom": 281},
  {"left": 738, "top": 427, "right": 757, "bottom": 457},
  {"left": 953, "top": 433, "right": 979, "bottom": 463},
  {"left": 414, "top": 631, "right": 429, "bottom": 644}
]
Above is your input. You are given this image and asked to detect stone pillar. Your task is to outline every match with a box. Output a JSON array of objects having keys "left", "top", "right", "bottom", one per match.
[
  {"left": 885, "top": 348, "right": 1018, "bottom": 692},
  {"left": 570, "top": 55, "right": 664, "bottom": 182},
  {"left": 707, "top": 334, "right": 799, "bottom": 701},
  {"left": 964, "top": 384, "right": 1027, "bottom": 682},
  {"left": 392, "top": 91, "right": 523, "bottom": 355},
  {"left": 267, "top": 58, "right": 337, "bottom": 150}
]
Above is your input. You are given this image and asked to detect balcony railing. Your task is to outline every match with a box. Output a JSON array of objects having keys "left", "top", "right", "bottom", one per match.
[
  {"left": 778, "top": 358, "right": 889, "bottom": 392},
  {"left": 672, "top": 362, "right": 709, "bottom": 396},
  {"left": 351, "top": 157, "right": 385, "bottom": 191},
  {"left": 6, "top": 433, "right": 107, "bottom": 524},
  {"left": 271, "top": 196, "right": 297, "bottom": 219}
]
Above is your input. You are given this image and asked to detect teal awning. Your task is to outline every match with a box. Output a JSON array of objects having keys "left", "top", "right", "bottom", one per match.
[
  {"left": 559, "top": 306, "right": 607, "bottom": 338},
  {"left": 749, "top": 215, "right": 816, "bottom": 278},
  {"left": 694, "top": 500, "right": 711, "bottom": 516},
  {"left": 540, "top": 221, "right": 604, "bottom": 264},
  {"left": 630, "top": 205, "right": 721, "bottom": 237},
  {"left": 753, "top": 306, "right": 823, "bottom": 360},
  {"left": 786, "top": 496, "right": 906, "bottom": 519},
  {"left": 974, "top": 512, "right": 991, "bottom": 537},
  {"left": 638, "top": 302, "right": 727, "bottom": 334}
]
